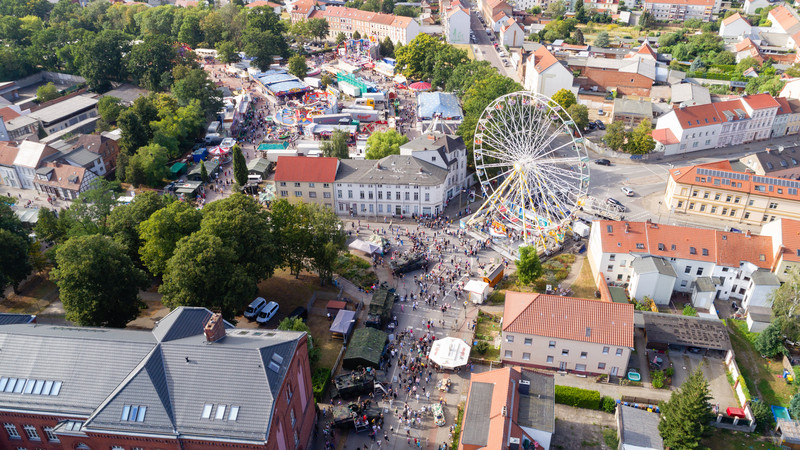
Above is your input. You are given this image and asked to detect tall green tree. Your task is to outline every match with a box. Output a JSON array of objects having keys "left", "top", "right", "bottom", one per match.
[
  {"left": 574, "top": 0, "right": 587, "bottom": 23},
  {"left": 216, "top": 41, "right": 241, "bottom": 64},
  {"left": 321, "top": 130, "right": 350, "bottom": 159},
  {"left": 127, "top": 143, "right": 170, "bottom": 187},
  {"left": 546, "top": 0, "right": 566, "bottom": 19},
  {"left": 51, "top": 235, "right": 148, "bottom": 327},
  {"left": 772, "top": 267, "right": 800, "bottom": 341},
  {"left": 567, "top": 104, "right": 589, "bottom": 132},
  {"left": 97, "top": 96, "right": 125, "bottom": 125},
  {"left": 36, "top": 82, "right": 59, "bottom": 103},
  {"left": 365, "top": 129, "right": 408, "bottom": 159},
  {"left": 232, "top": 144, "right": 248, "bottom": 186},
  {"left": 790, "top": 393, "right": 800, "bottom": 421},
  {"left": 160, "top": 231, "right": 254, "bottom": 320},
  {"left": 0, "top": 227, "right": 31, "bottom": 296},
  {"left": 516, "top": 245, "right": 542, "bottom": 285},
  {"left": 380, "top": 36, "right": 395, "bottom": 57},
  {"left": 76, "top": 29, "right": 131, "bottom": 92},
  {"left": 106, "top": 191, "right": 170, "bottom": 265},
  {"left": 755, "top": 319, "right": 787, "bottom": 357},
  {"left": 200, "top": 160, "right": 209, "bottom": 182},
  {"left": 658, "top": 367, "right": 713, "bottom": 449},
  {"left": 34, "top": 208, "right": 66, "bottom": 244},
  {"left": 594, "top": 31, "right": 610, "bottom": 47},
  {"left": 307, "top": 17, "right": 329, "bottom": 42},
  {"left": 59, "top": 178, "right": 121, "bottom": 237},
  {"left": 138, "top": 200, "right": 203, "bottom": 276},
  {"left": 551, "top": 88, "right": 577, "bottom": 111},
  {"left": 171, "top": 68, "right": 223, "bottom": 117},
  {"left": 626, "top": 119, "right": 655, "bottom": 155},
  {"left": 288, "top": 54, "right": 309, "bottom": 79},
  {"left": 604, "top": 121, "right": 627, "bottom": 151},
  {"left": 126, "top": 34, "right": 178, "bottom": 91}
]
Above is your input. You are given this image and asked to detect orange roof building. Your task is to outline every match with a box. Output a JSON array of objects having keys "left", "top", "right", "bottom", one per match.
[
  {"left": 459, "top": 366, "right": 554, "bottom": 450},
  {"left": 274, "top": 156, "right": 339, "bottom": 208},
  {"left": 500, "top": 292, "right": 634, "bottom": 376}
]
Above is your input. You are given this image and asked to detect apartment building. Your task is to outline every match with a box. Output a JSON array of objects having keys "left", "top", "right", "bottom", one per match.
[
  {"left": 500, "top": 292, "right": 634, "bottom": 376},
  {"left": 443, "top": 0, "right": 471, "bottom": 44},
  {"left": 653, "top": 93, "right": 781, "bottom": 155},
  {"left": 738, "top": 147, "right": 800, "bottom": 178},
  {"left": 642, "top": 0, "right": 720, "bottom": 22},
  {"left": 312, "top": 6, "right": 421, "bottom": 45},
  {"left": 665, "top": 160, "right": 800, "bottom": 225},
  {"left": 0, "top": 307, "right": 316, "bottom": 450},
  {"left": 587, "top": 219, "right": 783, "bottom": 312},
  {"left": 772, "top": 97, "right": 800, "bottom": 137},
  {"left": 523, "top": 45, "right": 574, "bottom": 98},
  {"left": 274, "top": 156, "right": 338, "bottom": 209}
]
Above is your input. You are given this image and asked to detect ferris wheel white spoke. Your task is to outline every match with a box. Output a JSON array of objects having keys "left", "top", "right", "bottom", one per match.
[{"left": 468, "top": 91, "right": 590, "bottom": 250}]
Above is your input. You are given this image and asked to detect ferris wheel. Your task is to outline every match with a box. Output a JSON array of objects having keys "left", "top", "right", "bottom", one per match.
[{"left": 467, "top": 91, "right": 590, "bottom": 250}]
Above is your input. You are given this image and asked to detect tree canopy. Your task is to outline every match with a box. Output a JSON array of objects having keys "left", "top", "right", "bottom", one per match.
[
  {"left": 51, "top": 234, "right": 148, "bottom": 327},
  {"left": 516, "top": 246, "right": 542, "bottom": 285},
  {"left": 658, "top": 367, "right": 713, "bottom": 449},
  {"left": 322, "top": 130, "right": 350, "bottom": 159},
  {"left": 365, "top": 129, "right": 408, "bottom": 159}
]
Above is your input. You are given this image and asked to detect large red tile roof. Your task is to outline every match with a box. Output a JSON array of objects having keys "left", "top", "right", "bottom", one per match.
[
  {"left": 670, "top": 160, "right": 800, "bottom": 203},
  {"left": 246, "top": 0, "right": 282, "bottom": 7},
  {"left": 722, "top": 12, "right": 747, "bottom": 26},
  {"left": 776, "top": 96, "right": 793, "bottom": 115},
  {"left": 502, "top": 292, "right": 634, "bottom": 348},
  {"left": 0, "top": 106, "right": 21, "bottom": 121},
  {"left": 743, "top": 93, "right": 781, "bottom": 110},
  {"left": 0, "top": 141, "right": 18, "bottom": 167},
  {"left": 651, "top": 128, "right": 678, "bottom": 145},
  {"left": 772, "top": 219, "right": 800, "bottom": 263},
  {"left": 769, "top": 5, "right": 800, "bottom": 33},
  {"left": 274, "top": 156, "right": 339, "bottom": 183},
  {"left": 595, "top": 216, "right": 775, "bottom": 270},
  {"left": 673, "top": 103, "right": 723, "bottom": 129}
]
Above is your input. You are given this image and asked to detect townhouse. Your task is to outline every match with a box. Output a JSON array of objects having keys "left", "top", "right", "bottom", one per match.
[
  {"left": 653, "top": 93, "right": 781, "bottom": 155},
  {"left": 311, "top": 6, "right": 420, "bottom": 45},
  {"left": 587, "top": 219, "right": 786, "bottom": 313},
  {"left": 665, "top": 160, "right": 800, "bottom": 225},
  {"left": 642, "top": 0, "right": 720, "bottom": 22},
  {"left": 772, "top": 97, "right": 800, "bottom": 137},
  {"left": 0, "top": 307, "right": 316, "bottom": 450},
  {"left": 500, "top": 291, "right": 635, "bottom": 377},
  {"left": 523, "top": 45, "right": 574, "bottom": 98},
  {"left": 443, "top": 0, "right": 471, "bottom": 44},
  {"left": 274, "top": 156, "right": 338, "bottom": 209}
]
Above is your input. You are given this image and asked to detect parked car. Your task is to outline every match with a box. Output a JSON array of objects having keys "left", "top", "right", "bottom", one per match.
[
  {"left": 244, "top": 297, "right": 268, "bottom": 319},
  {"left": 621, "top": 187, "right": 635, "bottom": 197},
  {"left": 606, "top": 198, "right": 626, "bottom": 211},
  {"left": 256, "top": 301, "right": 279, "bottom": 324},
  {"left": 731, "top": 302, "right": 739, "bottom": 311},
  {"left": 598, "top": 109, "right": 605, "bottom": 116},
  {"left": 595, "top": 120, "right": 605, "bottom": 130},
  {"left": 587, "top": 122, "right": 596, "bottom": 130},
  {"left": 288, "top": 306, "right": 308, "bottom": 322},
  {"left": 594, "top": 159, "right": 611, "bottom": 166}
]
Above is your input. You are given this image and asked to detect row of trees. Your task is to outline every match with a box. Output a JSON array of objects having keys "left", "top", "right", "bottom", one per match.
[
  {"left": 0, "top": 2, "right": 289, "bottom": 87},
  {"left": 35, "top": 182, "right": 346, "bottom": 326}
]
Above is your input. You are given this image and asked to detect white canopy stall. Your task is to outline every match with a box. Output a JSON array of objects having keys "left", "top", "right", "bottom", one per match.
[
  {"left": 428, "top": 337, "right": 471, "bottom": 370},
  {"left": 464, "top": 279, "right": 490, "bottom": 304}
]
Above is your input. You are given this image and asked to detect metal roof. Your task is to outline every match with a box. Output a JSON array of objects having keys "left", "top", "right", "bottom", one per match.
[
  {"left": 28, "top": 95, "right": 98, "bottom": 125},
  {"left": 461, "top": 381, "right": 493, "bottom": 446},
  {"left": 618, "top": 405, "right": 664, "bottom": 449},
  {"left": 516, "top": 370, "right": 555, "bottom": 433},
  {"left": 632, "top": 256, "right": 677, "bottom": 278},
  {"left": 0, "top": 307, "right": 305, "bottom": 444}
]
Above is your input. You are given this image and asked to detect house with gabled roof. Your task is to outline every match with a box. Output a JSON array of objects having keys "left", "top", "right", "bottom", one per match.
[
  {"left": 720, "top": 12, "right": 752, "bottom": 37},
  {"left": 501, "top": 292, "right": 634, "bottom": 376},
  {"left": 524, "top": 45, "right": 574, "bottom": 98},
  {"left": 0, "top": 307, "right": 316, "bottom": 450},
  {"left": 588, "top": 216, "right": 788, "bottom": 313}
]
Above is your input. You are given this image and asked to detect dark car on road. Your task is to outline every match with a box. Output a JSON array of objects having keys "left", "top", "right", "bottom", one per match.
[
  {"left": 594, "top": 159, "right": 611, "bottom": 166},
  {"left": 595, "top": 120, "right": 606, "bottom": 130}
]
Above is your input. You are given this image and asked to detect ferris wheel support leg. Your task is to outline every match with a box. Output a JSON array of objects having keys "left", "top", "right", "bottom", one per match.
[{"left": 466, "top": 168, "right": 517, "bottom": 226}]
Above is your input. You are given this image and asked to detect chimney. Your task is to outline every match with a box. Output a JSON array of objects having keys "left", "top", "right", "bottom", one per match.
[
  {"left": 204, "top": 313, "right": 226, "bottom": 343},
  {"left": 624, "top": 222, "right": 630, "bottom": 233},
  {"left": 745, "top": 230, "right": 752, "bottom": 238}
]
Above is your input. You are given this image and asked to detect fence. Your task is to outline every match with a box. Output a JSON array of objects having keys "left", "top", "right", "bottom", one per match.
[{"left": 724, "top": 349, "right": 748, "bottom": 407}]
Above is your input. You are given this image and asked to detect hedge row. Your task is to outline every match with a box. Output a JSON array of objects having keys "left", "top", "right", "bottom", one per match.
[
  {"left": 554, "top": 385, "right": 602, "bottom": 410},
  {"left": 312, "top": 367, "right": 331, "bottom": 402}
]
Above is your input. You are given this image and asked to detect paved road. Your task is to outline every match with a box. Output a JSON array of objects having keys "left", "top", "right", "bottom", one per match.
[{"left": 466, "top": 3, "right": 519, "bottom": 82}]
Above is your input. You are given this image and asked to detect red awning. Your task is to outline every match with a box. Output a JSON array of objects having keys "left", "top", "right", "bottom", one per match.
[{"left": 726, "top": 407, "right": 745, "bottom": 418}]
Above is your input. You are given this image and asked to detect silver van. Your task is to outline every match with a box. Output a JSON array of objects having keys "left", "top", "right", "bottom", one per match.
[
  {"left": 244, "top": 297, "right": 267, "bottom": 319},
  {"left": 256, "top": 301, "right": 279, "bottom": 324}
]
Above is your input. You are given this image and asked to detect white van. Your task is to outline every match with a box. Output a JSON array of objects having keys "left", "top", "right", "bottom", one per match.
[
  {"left": 256, "top": 301, "right": 279, "bottom": 324},
  {"left": 244, "top": 297, "right": 267, "bottom": 319},
  {"left": 247, "top": 174, "right": 262, "bottom": 183}
]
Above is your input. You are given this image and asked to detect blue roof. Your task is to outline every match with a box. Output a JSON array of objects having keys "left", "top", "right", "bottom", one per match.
[
  {"left": 417, "top": 92, "right": 463, "bottom": 120},
  {"left": 259, "top": 73, "right": 296, "bottom": 85}
]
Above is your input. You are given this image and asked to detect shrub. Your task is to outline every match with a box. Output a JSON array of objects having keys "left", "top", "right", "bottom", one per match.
[
  {"left": 603, "top": 428, "right": 619, "bottom": 448},
  {"left": 487, "top": 290, "right": 505, "bottom": 304},
  {"left": 312, "top": 367, "right": 331, "bottom": 402},
  {"left": 450, "top": 404, "right": 465, "bottom": 450},
  {"left": 601, "top": 396, "right": 617, "bottom": 413},
  {"left": 554, "top": 385, "right": 602, "bottom": 410},
  {"left": 652, "top": 369, "right": 665, "bottom": 389},
  {"left": 665, "top": 367, "right": 674, "bottom": 377},
  {"left": 473, "top": 341, "right": 490, "bottom": 354},
  {"left": 737, "top": 375, "right": 752, "bottom": 401}
]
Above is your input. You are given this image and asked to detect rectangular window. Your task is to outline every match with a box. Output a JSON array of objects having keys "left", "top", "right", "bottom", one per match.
[
  {"left": 598, "top": 362, "right": 606, "bottom": 370},
  {"left": 685, "top": 266, "right": 691, "bottom": 274},
  {"left": 308, "top": 182, "right": 315, "bottom": 188},
  {"left": 522, "top": 352, "right": 531, "bottom": 361},
  {"left": 290, "top": 408, "right": 296, "bottom": 428},
  {"left": 44, "top": 427, "right": 58, "bottom": 442},
  {"left": 405, "top": 192, "right": 410, "bottom": 201},
  {"left": 309, "top": 192, "right": 317, "bottom": 198},
  {"left": 506, "top": 335, "right": 514, "bottom": 343},
  {"left": 561, "top": 349, "right": 569, "bottom": 356},
  {"left": 580, "top": 352, "right": 588, "bottom": 359},
  {"left": 697, "top": 267, "right": 704, "bottom": 275},
  {"left": 4, "top": 424, "right": 19, "bottom": 439},
  {"left": 348, "top": 190, "right": 353, "bottom": 199},
  {"left": 524, "top": 338, "right": 532, "bottom": 345},
  {"left": 215, "top": 405, "right": 226, "bottom": 420},
  {"left": 202, "top": 404, "right": 213, "bottom": 419},
  {"left": 359, "top": 192, "right": 365, "bottom": 199},
  {"left": 504, "top": 350, "right": 513, "bottom": 358},
  {"left": 546, "top": 356, "right": 554, "bottom": 363},
  {"left": 616, "top": 348, "right": 623, "bottom": 356},
  {"left": 337, "top": 190, "right": 342, "bottom": 198},
  {"left": 294, "top": 182, "right": 301, "bottom": 187},
  {"left": 681, "top": 280, "right": 688, "bottom": 288},
  {"left": 395, "top": 192, "right": 400, "bottom": 200},
  {"left": 323, "top": 192, "right": 331, "bottom": 198},
  {"left": 602, "top": 346, "right": 609, "bottom": 354},
  {"left": 23, "top": 425, "right": 39, "bottom": 441},
  {"left": 295, "top": 191, "right": 302, "bottom": 197},
  {"left": 548, "top": 341, "right": 556, "bottom": 348},
  {"left": 575, "top": 364, "right": 587, "bottom": 371}
]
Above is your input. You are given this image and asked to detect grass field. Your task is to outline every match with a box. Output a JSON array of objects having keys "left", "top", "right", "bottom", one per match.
[
  {"left": 570, "top": 256, "right": 597, "bottom": 299},
  {"left": 701, "top": 427, "right": 780, "bottom": 450},
  {"left": 728, "top": 320, "right": 797, "bottom": 408}
]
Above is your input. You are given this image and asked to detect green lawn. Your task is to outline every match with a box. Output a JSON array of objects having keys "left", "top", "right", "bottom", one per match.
[
  {"left": 728, "top": 320, "right": 797, "bottom": 408},
  {"left": 701, "top": 427, "right": 780, "bottom": 450},
  {"left": 472, "top": 310, "right": 502, "bottom": 362}
]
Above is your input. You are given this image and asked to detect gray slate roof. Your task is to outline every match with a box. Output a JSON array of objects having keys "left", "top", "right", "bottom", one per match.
[
  {"left": 618, "top": 405, "right": 664, "bottom": 449},
  {"left": 0, "top": 307, "right": 304, "bottom": 444},
  {"left": 461, "top": 381, "right": 493, "bottom": 446},
  {"left": 694, "top": 276, "right": 716, "bottom": 293},
  {"left": 335, "top": 155, "right": 448, "bottom": 186},
  {"left": 752, "top": 269, "right": 780, "bottom": 286},
  {"left": 632, "top": 256, "right": 677, "bottom": 277}
]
